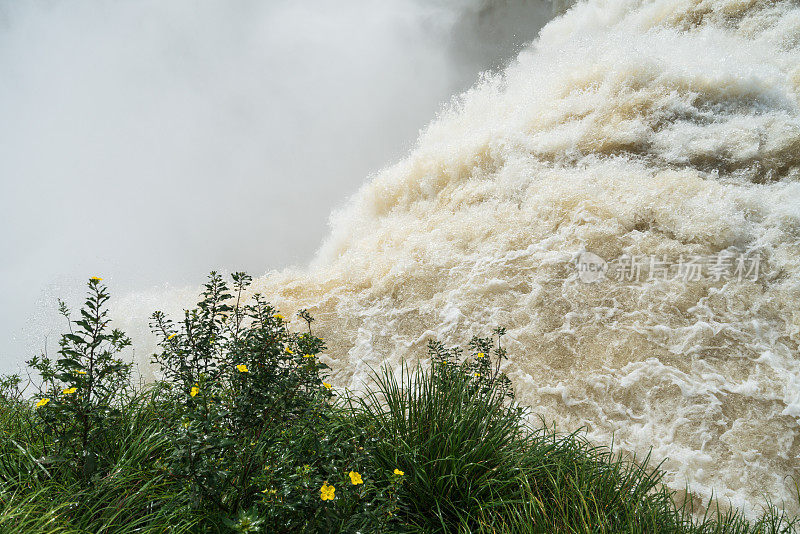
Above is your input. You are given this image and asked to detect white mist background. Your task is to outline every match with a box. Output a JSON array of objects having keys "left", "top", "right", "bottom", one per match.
[{"left": 0, "top": 0, "right": 555, "bottom": 372}]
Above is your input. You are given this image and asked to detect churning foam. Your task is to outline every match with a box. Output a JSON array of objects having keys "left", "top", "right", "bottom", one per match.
[{"left": 146, "top": 0, "right": 800, "bottom": 516}]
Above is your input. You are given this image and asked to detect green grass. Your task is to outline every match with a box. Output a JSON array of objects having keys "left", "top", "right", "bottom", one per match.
[
  {"left": 1, "top": 365, "right": 797, "bottom": 533},
  {"left": 0, "top": 387, "right": 202, "bottom": 533},
  {"left": 0, "top": 274, "right": 796, "bottom": 533}
]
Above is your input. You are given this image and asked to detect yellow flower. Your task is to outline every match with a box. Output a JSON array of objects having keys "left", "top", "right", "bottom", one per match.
[
  {"left": 474, "top": 373, "right": 481, "bottom": 377},
  {"left": 285, "top": 348, "right": 294, "bottom": 354},
  {"left": 62, "top": 387, "right": 77, "bottom": 395},
  {"left": 273, "top": 313, "right": 284, "bottom": 320},
  {"left": 303, "top": 353, "right": 314, "bottom": 358},
  {"left": 320, "top": 482, "right": 335, "bottom": 501},
  {"left": 190, "top": 386, "right": 199, "bottom": 397},
  {"left": 348, "top": 471, "right": 363, "bottom": 485},
  {"left": 76, "top": 370, "right": 87, "bottom": 375},
  {"left": 35, "top": 398, "right": 50, "bottom": 409},
  {"left": 90, "top": 276, "right": 103, "bottom": 281},
  {"left": 236, "top": 364, "right": 249, "bottom": 373},
  {"left": 477, "top": 352, "right": 485, "bottom": 358},
  {"left": 182, "top": 421, "right": 190, "bottom": 428},
  {"left": 322, "top": 382, "right": 332, "bottom": 390},
  {"left": 393, "top": 468, "right": 404, "bottom": 476},
  {"left": 168, "top": 334, "right": 177, "bottom": 340}
]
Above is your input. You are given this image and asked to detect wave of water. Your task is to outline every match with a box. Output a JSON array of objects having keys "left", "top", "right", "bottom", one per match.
[{"left": 233, "top": 0, "right": 800, "bottom": 516}]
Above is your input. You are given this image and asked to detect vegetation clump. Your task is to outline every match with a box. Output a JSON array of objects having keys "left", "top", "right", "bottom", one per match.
[{"left": 0, "top": 274, "right": 796, "bottom": 533}]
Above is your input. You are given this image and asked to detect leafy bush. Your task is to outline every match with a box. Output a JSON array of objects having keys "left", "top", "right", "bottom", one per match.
[
  {"left": 147, "top": 272, "right": 403, "bottom": 531},
  {"left": 26, "top": 277, "right": 132, "bottom": 481}
]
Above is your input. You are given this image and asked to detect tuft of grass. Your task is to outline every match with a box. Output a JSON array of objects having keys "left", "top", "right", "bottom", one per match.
[{"left": 353, "top": 364, "right": 528, "bottom": 531}]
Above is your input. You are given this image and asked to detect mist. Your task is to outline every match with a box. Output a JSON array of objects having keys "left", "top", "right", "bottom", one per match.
[{"left": 0, "top": 0, "right": 556, "bottom": 372}]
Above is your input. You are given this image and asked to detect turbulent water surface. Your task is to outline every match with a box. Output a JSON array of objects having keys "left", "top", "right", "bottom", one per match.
[{"left": 224, "top": 0, "right": 800, "bottom": 516}]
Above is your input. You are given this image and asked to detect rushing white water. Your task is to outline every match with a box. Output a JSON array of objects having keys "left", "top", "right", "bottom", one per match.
[{"left": 221, "top": 0, "right": 800, "bottom": 517}]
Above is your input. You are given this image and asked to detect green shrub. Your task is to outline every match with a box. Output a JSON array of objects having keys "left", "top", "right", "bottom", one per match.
[
  {"left": 147, "top": 272, "right": 330, "bottom": 520},
  {"left": 26, "top": 277, "right": 132, "bottom": 481},
  {"left": 147, "top": 272, "right": 403, "bottom": 532}
]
